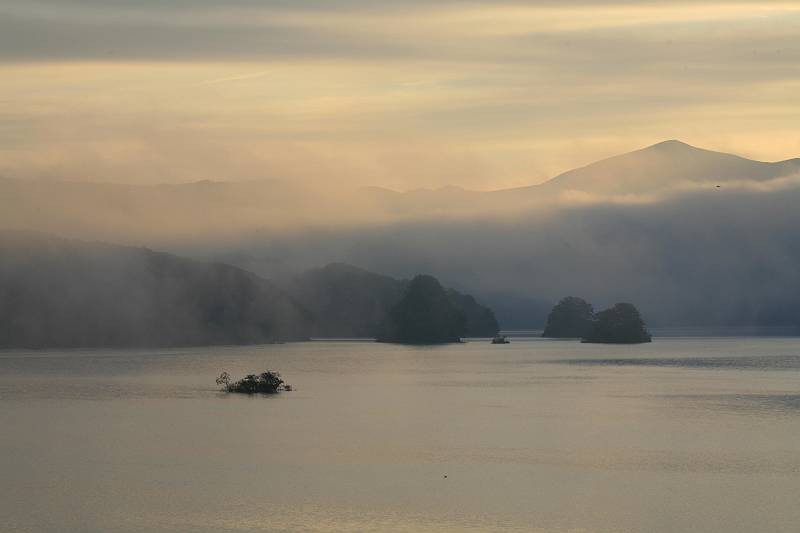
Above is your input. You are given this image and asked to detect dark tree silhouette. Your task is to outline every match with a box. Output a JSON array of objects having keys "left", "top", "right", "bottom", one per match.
[
  {"left": 583, "top": 303, "right": 652, "bottom": 344},
  {"left": 377, "top": 274, "right": 466, "bottom": 344},
  {"left": 542, "top": 296, "right": 594, "bottom": 338},
  {"left": 217, "top": 371, "right": 289, "bottom": 394},
  {"left": 447, "top": 289, "right": 499, "bottom": 337}
]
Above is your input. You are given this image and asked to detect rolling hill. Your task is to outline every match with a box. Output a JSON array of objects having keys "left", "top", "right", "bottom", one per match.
[{"left": 0, "top": 232, "right": 312, "bottom": 348}]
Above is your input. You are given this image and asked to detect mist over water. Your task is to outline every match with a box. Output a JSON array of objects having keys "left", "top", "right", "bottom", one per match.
[
  {"left": 3, "top": 140, "right": 800, "bottom": 331},
  {"left": 3, "top": 2, "right": 800, "bottom": 531},
  {"left": 3, "top": 337, "right": 800, "bottom": 532}
]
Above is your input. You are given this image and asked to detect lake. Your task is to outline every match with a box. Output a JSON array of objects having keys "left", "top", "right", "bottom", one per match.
[{"left": 2, "top": 337, "right": 800, "bottom": 532}]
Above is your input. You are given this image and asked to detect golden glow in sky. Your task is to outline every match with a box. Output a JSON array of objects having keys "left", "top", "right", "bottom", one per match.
[{"left": 1, "top": 1, "right": 799, "bottom": 189}]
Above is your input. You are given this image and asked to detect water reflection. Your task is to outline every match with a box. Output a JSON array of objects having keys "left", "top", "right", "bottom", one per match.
[
  {"left": 560, "top": 354, "right": 800, "bottom": 370},
  {"left": 3, "top": 339, "right": 800, "bottom": 533},
  {"left": 663, "top": 393, "right": 800, "bottom": 417}
]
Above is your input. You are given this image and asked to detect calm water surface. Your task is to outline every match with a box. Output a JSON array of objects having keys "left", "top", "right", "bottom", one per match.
[{"left": 2, "top": 338, "right": 800, "bottom": 532}]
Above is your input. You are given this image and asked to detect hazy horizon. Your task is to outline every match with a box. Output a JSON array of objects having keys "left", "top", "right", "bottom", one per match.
[
  {"left": 3, "top": 1, "right": 800, "bottom": 331},
  {"left": 4, "top": 4, "right": 800, "bottom": 532},
  {"left": 2, "top": 138, "right": 798, "bottom": 192}
]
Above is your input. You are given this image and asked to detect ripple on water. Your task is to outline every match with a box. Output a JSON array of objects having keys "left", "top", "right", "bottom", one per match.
[{"left": 557, "top": 355, "right": 800, "bottom": 370}]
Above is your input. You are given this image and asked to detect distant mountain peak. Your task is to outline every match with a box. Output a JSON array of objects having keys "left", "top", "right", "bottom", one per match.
[
  {"left": 647, "top": 139, "right": 695, "bottom": 150},
  {"left": 525, "top": 139, "right": 800, "bottom": 195}
]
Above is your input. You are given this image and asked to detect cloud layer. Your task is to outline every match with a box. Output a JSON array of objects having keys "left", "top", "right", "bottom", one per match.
[{"left": 0, "top": 1, "right": 799, "bottom": 188}]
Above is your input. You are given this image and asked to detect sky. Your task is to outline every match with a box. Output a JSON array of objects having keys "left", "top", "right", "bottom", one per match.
[{"left": 1, "top": 1, "right": 799, "bottom": 190}]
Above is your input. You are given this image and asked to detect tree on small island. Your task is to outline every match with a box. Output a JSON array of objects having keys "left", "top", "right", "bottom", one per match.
[
  {"left": 582, "top": 303, "right": 652, "bottom": 344},
  {"left": 542, "top": 296, "right": 594, "bottom": 338},
  {"left": 377, "top": 274, "right": 466, "bottom": 344},
  {"left": 216, "top": 371, "right": 291, "bottom": 394}
]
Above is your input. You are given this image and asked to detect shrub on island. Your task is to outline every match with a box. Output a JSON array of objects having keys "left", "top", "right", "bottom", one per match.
[{"left": 216, "top": 371, "right": 291, "bottom": 394}]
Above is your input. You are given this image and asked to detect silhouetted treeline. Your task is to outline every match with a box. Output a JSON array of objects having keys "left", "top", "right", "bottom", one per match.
[
  {"left": 583, "top": 303, "right": 652, "bottom": 344},
  {"left": 377, "top": 275, "right": 466, "bottom": 344},
  {"left": 543, "top": 297, "right": 651, "bottom": 343},
  {"left": 542, "top": 297, "right": 594, "bottom": 338},
  {"left": 0, "top": 233, "right": 499, "bottom": 348}
]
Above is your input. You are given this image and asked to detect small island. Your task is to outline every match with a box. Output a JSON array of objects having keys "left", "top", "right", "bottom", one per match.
[
  {"left": 543, "top": 297, "right": 652, "bottom": 344},
  {"left": 582, "top": 303, "right": 652, "bottom": 344},
  {"left": 541, "top": 296, "right": 594, "bottom": 338},
  {"left": 216, "top": 371, "right": 292, "bottom": 394},
  {"left": 377, "top": 274, "right": 466, "bottom": 344}
]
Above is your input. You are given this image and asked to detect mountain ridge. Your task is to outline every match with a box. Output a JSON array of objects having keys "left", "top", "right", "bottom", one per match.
[
  {"left": 530, "top": 139, "right": 800, "bottom": 194},
  {"left": 361, "top": 140, "right": 800, "bottom": 200},
  {"left": 2, "top": 141, "right": 800, "bottom": 245}
]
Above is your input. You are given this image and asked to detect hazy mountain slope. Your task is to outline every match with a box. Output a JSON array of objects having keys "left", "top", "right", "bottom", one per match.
[
  {"left": 362, "top": 140, "right": 800, "bottom": 212},
  {"left": 361, "top": 185, "right": 485, "bottom": 217},
  {"left": 4, "top": 141, "right": 800, "bottom": 332},
  {"left": 445, "top": 289, "right": 501, "bottom": 337},
  {"left": 285, "top": 263, "right": 499, "bottom": 338},
  {"left": 228, "top": 183, "right": 800, "bottom": 331},
  {"left": 513, "top": 140, "right": 800, "bottom": 196},
  {"left": 2, "top": 142, "right": 798, "bottom": 242},
  {"left": 0, "top": 232, "right": 311, "bottom": 348},
  {"left": 286, "top": 263, "right": 404, "bottom": 338},
  {"left": 0, "top": 177, "right": 385, "bottom": 244}
]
